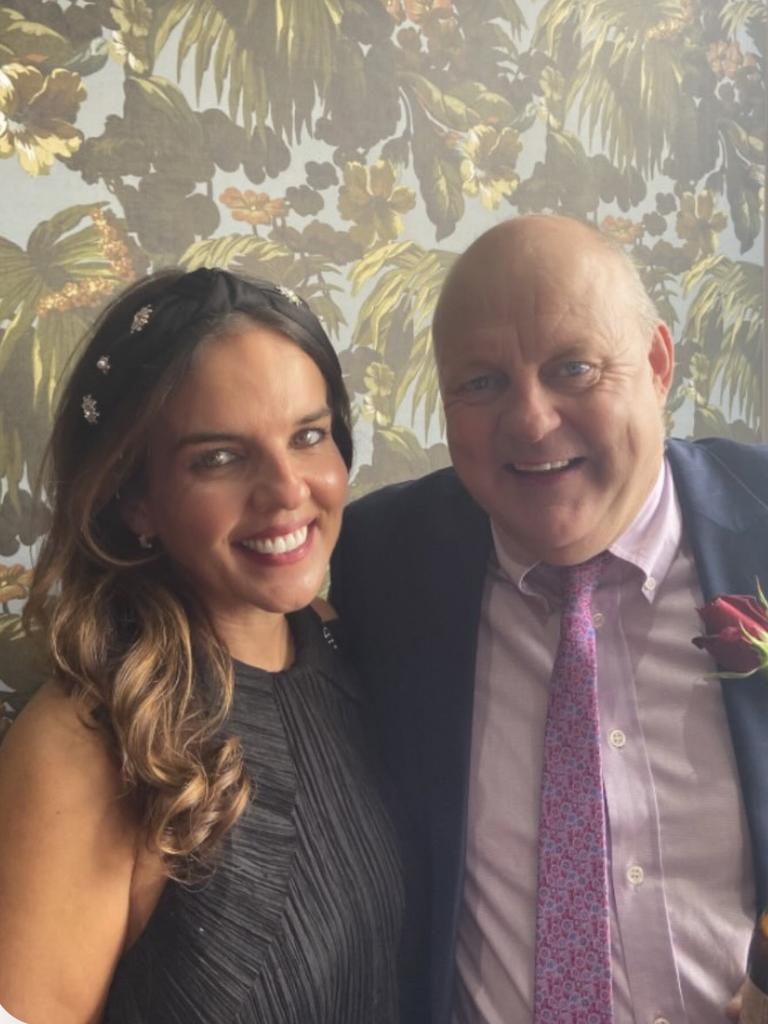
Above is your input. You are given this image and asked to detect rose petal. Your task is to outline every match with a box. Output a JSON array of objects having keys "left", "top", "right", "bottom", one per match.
[{"left": 697, "top": 594, "right": 768, "bottom": 635}]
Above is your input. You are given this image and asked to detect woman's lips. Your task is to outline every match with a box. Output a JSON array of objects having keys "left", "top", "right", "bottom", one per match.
[{"left": 235, "top": 522, "right": 315, "bottom": 564}]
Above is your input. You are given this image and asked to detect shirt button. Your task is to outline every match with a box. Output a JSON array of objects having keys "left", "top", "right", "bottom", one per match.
[
  {"left": 643, "top": 576, "right": 657, "bottom": 592},
  {"left": 609, "top": 729, "right": 626, "bottom": 749},
  {"left": 626, "top": 864, "right": 645, "bottom": 885},
  {"left": 592, "top": 611, "right": 604, "bottom": 628}
]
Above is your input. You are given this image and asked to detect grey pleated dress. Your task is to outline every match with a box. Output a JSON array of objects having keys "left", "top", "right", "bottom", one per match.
[{"left": 105, "top": 608, "right": 403, "bottom": 1024}]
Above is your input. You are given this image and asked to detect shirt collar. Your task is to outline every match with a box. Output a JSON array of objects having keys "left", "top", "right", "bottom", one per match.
[{"left": 491, "top": 457, "right": 681, "bottom": 606}]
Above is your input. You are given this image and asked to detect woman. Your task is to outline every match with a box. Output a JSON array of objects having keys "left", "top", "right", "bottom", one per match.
[{"left": 0, "top": 269, "right": 402, "bottom": 1024}]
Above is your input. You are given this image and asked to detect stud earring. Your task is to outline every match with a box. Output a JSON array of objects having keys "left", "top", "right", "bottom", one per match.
[{"left": 137, "top": 533, "right": 154, "bottom": 550}]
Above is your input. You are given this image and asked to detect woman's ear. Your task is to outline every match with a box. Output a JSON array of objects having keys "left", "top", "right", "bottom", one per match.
[{"left": 119, "top": 491, "right": 154, "bottom": 541}]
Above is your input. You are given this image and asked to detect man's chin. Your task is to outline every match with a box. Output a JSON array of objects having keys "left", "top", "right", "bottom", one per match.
[{"left": 496, "top": 517, "right": 608, "bottom": 566}]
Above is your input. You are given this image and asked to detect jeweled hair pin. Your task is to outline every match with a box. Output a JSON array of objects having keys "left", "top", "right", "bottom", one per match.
[
  {"left": 131, "top": 304, "right": 153, "bottom": 333},
  {"left": 277, "top": 285, "right": 302, "bottom": 306},
  {"left": 81, "top": 394, "right": 99, "bottom": 424}
]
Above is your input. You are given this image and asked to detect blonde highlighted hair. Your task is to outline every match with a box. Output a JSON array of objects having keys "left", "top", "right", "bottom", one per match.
[{"left": 25, "top": 268, "right": 352, "bottom": 878}]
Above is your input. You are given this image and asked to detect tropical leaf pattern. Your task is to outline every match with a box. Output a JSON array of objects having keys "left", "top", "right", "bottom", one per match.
[{"left": 0, "top": 0, "right": 764, "bottom": 696}]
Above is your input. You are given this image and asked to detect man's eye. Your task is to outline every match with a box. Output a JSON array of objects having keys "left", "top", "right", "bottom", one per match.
[
  {"left": 551, "top": 361, "right": 599, "bottom": 387},
  {"left": 559, "top": 361, "right": 592, "bottom": 377},
  {"left": 461, "top": 374, "right": 496, "bottom": 393},
  {"left": 194, "top": 449, "right": 237, "bottom": 469},
  {"left": 293, "top": 427, "right": 327, "bottom": 448}
]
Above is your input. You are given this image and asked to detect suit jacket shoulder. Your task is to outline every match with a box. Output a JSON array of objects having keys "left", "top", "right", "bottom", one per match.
[
  {"left": 667, "top": 437, "right": 768, "bottom": 597},
  {"left": 332, "top": 468, "right": 490, "bottom": 646}
]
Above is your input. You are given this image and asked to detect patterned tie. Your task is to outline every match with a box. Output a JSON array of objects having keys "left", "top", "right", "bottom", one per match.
[{"left": 533, "top": 552, "right": 613, "bottom": 1024}]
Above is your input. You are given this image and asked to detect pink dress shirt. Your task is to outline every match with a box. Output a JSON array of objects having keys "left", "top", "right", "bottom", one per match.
[{"left": 454, "top": 460, "right": 755, "bottom": 1024}]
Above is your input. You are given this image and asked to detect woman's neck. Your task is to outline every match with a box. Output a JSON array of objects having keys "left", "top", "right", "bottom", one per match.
[{"left": 215, "top": 609, "right": 294, "bottom": 671}]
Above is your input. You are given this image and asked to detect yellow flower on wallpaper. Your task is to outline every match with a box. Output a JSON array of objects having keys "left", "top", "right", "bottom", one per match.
[
  {"left": 456, "top": 125, "right": 521, "bottom": 210},
  {"left": 600, "top": 216, "right": 644, "bottom": 246},
  {"left": 109, "top": 0, "right": 152, "bottom": 74},
  {"left": 0, "top": 62, "right": 85, "bottom": 175},
  {"left": 0, "top": 564, "right": 33, "bottom": 604},
  {"left": 338, "top": 160, "right": 416, "bottom": 248},
  {"left": 676, "top": 190, "right": 728, "bottom": 259},
  {"left": 361, "top": 361, "right": 396, "bottom": 427},
  {"left": 220, "top": 187, "right": 287, "bottom": 227}
]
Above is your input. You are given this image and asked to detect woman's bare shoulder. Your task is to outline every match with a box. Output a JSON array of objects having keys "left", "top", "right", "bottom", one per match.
[{"left": 0, "top": 681, "right": 122, "bottom": 804}]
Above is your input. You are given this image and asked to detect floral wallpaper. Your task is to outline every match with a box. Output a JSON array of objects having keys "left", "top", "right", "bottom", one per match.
[{"left": 0, "top": 0, "right": 765, "bottom": 703}]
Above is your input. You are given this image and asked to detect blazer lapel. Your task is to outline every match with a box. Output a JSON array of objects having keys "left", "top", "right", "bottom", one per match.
[{"left": 668, "top": 439, "right": 768, "bottom": 909}]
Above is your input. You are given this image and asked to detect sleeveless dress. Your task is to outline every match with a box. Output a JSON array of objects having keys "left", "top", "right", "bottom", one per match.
[{"left": 105, "top": 608, "right": 403, "bottom": 1024}]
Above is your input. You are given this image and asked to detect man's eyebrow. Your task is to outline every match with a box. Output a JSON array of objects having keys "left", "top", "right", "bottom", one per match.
[{"left": 172, "top": 407, "right": 332, "bottom": 452}]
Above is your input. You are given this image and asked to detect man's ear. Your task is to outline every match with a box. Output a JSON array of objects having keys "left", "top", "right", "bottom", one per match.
[{"left": 648, "top": 322, "right": 674, "bottom": 400}]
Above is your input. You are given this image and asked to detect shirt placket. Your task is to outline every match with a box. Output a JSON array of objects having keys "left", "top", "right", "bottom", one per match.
[{"left": 595, "top": 579, "right": 687, "bottom": 1024}]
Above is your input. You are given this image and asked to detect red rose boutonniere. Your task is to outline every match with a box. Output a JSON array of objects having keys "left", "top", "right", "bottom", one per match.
[{"left": 693, "top": 585, "right": 768, "bottom": 677}]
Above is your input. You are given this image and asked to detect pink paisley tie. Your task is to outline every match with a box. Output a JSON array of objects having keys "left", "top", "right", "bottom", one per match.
[{"left": 534, "top": 552, "right": 613, "bottom": 1024}]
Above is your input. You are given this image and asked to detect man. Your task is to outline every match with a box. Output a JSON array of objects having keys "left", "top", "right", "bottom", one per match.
[{"left": 331, "top": 216, "right": 768, "bottom": 1023}]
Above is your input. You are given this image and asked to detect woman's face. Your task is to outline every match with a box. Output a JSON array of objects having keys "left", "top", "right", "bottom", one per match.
[{"left": 127, "top": 325, "right": 348, "bottom": 638}]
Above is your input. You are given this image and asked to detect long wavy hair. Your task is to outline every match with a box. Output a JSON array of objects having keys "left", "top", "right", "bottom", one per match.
[{"left": 25, "top": 268, "right": 353, "bottom": 879}]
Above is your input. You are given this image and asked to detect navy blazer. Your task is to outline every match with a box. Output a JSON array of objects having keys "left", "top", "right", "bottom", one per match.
[{"left": 331, "top": 437, "right": 768, "bottom": 1024}]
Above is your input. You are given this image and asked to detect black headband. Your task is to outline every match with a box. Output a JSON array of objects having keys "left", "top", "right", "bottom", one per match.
[{"left": 79, "top": 269, "right": 327, "bottom": 428}]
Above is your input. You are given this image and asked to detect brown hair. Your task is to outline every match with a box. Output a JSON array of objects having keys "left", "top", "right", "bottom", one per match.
[{"left": 25, "top": 268, "right": 353, "bottom": 879}]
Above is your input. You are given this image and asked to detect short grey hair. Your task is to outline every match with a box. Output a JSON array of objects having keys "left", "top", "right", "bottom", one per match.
[{"left": 583, "top": 222, "right": 661, "bottom": 340}]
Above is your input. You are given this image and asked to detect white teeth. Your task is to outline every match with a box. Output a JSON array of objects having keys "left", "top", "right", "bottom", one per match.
[
  {"left": 513, "top": 459, "right": 573, "bottom": 473},
  {"left": 241, "top": 525, "right": 308, "bottom": 554}
]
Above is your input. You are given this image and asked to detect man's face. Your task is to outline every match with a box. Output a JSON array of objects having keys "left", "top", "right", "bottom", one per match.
[{"left": 436, "top": 224, "right": 674, "bottom": 565}]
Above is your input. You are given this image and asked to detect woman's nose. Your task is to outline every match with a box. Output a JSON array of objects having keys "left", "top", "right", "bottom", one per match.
[{"left": 250, "top": 454, "right": 310, "bottom": 510}]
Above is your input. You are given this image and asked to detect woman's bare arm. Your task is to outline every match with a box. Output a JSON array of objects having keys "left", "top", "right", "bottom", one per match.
[{"left": 0, "top": 683, "right": 141, "bottom": 1024}]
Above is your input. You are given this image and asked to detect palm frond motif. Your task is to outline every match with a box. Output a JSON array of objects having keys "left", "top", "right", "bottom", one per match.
[
  {"left": 719, "top": 0, "right": 766, "bottom": 39},
  {"left": 152, "top": 0, "right": 344, "bottom": 137},
  {"left": 682, "top": 255, "right": 763, "bottom": 428},
  {"left": 535, "top": 0, "right": 690, "bottom": 175},
  {"left": 181, "top": 233, "right": 347, "bottom": 337},
  {"left": 0, "top": 204, "right": 137, "bottom": 495},
  {"left": 349, "top": 241, "right": 455, "bottom": 433}
]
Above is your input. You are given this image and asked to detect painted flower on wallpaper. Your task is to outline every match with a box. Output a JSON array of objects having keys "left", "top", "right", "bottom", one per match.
[
  {"left": 108, "top": 0, "right": 152, "bottom": 74},
  {"left": 455, "top": 126, "right": 521, "bottom": 210},
  {"left": 220, "top": 187, "right": 287, "bottom": 228},
  {"left": 600, "top": 216, "right": 644, "bottom": 245},
  {"left": 676, "top": 190, "right": 728, "bottom": 259},
  {"left": 37, "top": 208, "right": 136, "bottom": 316},
  {"left": 383, "top": 0, "right": 452, "bottom": 23},
  {"left": 0, "top": 62, "right": 85, "bottom": 175},
  {"left": 707, "top": 40, "right": 758, "bottom": 80},
  {"left": 0, "top": 564, "right": 33, "bottom": 605},
  {"left": 361, "top": 361, "right": 396, "bottom": 427},
  {"left": 338, "top": 161, "right": 416, "bottom": 248}
]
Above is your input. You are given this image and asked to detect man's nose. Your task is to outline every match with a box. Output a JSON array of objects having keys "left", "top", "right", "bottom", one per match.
[
  {"left": 250, "top": 453, "right": 310, "bottom": 510},
  {"left": 501, "top": 381, "right": 561, "bottom": 443}
]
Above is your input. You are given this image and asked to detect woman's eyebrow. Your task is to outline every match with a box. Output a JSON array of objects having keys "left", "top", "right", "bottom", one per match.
[{"left": 172, "top": 408, "right": 332, "bottom": 451}]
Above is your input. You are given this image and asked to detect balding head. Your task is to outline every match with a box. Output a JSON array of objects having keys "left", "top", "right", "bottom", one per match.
[
  {"left": 434, "top": 215, "right": 658, "bottom": 364},
  {"left": 433, "top": 214, "right": 674, "bottom": 565}
]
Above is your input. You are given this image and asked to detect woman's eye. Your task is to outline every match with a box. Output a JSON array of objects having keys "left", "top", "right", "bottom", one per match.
[
  {"left": 194, "top": 449, "right": 237, "bottom": 469},
  {"left": 293, "top": 427, "right": 327, "bottom": 448}
]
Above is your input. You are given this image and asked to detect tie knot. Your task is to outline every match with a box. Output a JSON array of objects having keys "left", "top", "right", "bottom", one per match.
[{"left": 560, "top": 552, "right": 610, "bottom": 611}]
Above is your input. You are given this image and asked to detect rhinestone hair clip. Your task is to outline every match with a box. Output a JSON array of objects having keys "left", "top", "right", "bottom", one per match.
[
  {"left": 277, "top": 285, "right": 302, "bottom": 306},
  {"left": 81, "top": 394, "right": 99, "bottom": 424},
  {"left": 131, "top": 304, "right": 153, "bottom": 333}
]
